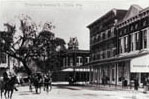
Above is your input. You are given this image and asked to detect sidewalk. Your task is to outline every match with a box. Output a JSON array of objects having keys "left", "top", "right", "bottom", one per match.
[
  {"left": 53, "top": 82, "right": 148, "bottom": 93},
  {"left": 84, "top": 84, "right": 141, "bottom": 91}
]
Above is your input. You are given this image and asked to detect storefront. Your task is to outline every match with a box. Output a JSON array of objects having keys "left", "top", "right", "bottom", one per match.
[
  {"left": 130, "top": 53, "right": 149, "bottom": 85},
  {"left": 88, "top": 53, "right": 149, "bottom": 86}
]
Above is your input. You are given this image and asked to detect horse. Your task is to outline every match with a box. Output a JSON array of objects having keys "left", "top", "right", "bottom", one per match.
[
  {"left": 32, "top": 74, "right": 42, "bottom": 94},
  {"left": 2, "top": 76, "right": 18, "bottom": 99},
  {"left": 44, "top": 75, "right": 52, "bottom": 92}
]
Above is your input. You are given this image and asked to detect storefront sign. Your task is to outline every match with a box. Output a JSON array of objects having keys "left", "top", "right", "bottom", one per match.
[{"left": 131, "top": 54, "right": 149, "bottom": 73}]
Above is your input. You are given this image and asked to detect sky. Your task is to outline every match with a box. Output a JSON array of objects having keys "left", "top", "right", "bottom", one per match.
[{"left": 0, "top": 0, "right": 149, "bottom": 50}]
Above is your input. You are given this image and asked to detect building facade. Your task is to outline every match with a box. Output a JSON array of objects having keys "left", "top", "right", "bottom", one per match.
[
  {"left": 117, "top": 5, "right": 149, "bottom": 85},
  {"left": 53, "top": 37, "right": 90, "bottom": 82},
  {"left": 87, "top": 5, "right": 149, "bottom": 86},
  {"left": 87, "top": 9, "right": 127, "bottom": 85}
]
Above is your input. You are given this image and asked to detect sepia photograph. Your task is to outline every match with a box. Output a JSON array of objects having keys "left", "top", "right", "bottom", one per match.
[{"left": 0, "top": 0, "right": 149, "bottom": 99}]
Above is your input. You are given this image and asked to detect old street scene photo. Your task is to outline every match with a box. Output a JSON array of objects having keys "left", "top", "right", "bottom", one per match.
[{"left": 1, "top": 0, "right": 149, "bottom": 99}]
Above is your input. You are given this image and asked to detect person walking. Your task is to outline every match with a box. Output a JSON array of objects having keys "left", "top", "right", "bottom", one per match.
[
  {"left": 134, "top": 79, "right": 139, "bottom": 91},
  {"left": 44, "top": 74, "right": 52, "bottom": 92},
  {"left": 143, "top": 78, "right": 147, "bottom": 93}
]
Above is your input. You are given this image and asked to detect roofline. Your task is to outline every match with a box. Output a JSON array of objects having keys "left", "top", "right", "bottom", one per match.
[
  {"left": 87, "top": 8, "right": 127, "bottom": 28},
  {"left": 117, "top": 6, "right": 149, "bottom": 26}
]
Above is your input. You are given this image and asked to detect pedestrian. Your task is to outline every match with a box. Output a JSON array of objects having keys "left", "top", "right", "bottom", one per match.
[
  {"left": 28, "top": 75, "right": 33, "bottom": 92},
  {"left": 143, "top": 78, "right": 147, "bottom": 93},
  {"left": 44, "top": 74, "right": 52, "bottom": 92},
  {"left": 134, "top": 79, "right": 139, "bottom": 91}
]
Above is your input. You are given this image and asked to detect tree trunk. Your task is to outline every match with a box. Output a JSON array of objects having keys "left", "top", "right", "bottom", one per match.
[{"left": 22, "top": 61, "right": 32, "bottom": 75}]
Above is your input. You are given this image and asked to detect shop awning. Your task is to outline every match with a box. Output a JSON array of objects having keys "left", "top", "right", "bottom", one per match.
[
  {"left": 131, "top": 54, "right": 149, "bottom": 73},
  {"left": 61, "top": 68, "right": 89, "bottom": 72}
]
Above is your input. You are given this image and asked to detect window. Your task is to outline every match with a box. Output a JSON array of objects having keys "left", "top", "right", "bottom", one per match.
[
  {"left": 113, "top": 49, "right": 116, "bottom": 56},
  {"left": 124, "top": 29, "right": 127, "bottom": 34},
  {"left": 80, "top": 57, "right": 83, "bottom": 63},
  {"left": 101, "top": 51, "right": 105, "bottom": 59},
  {"left": 63, "top": 58, "right": 65, "bottom": 67},
  {"left": 76, "top": 57, "right": 80, "bottom": 63},
  {"left": 107, "top": 50, "right": 111, "bottom": 58},
  {"left": 119, "top": 38, "right": 124, "bottom": 53},
  {"left": 135, "top": 32, "right": 139, "bottom": 50},
  {"left": 135, "top": 24, "right": 138, "bottom": 30},
  {"left": 142, "top": 29, "right": 147, "bottom": 49},
  {"left": 100, "top": 52, "right": 103, "bottom": 59},
  {"left": 143, "top": 20, "right": 147, "bottom": 27},
  {"left": 130, "top": 34, "right": 134, "bottom": 51},
  {"left": 98, "top": 35, "right": 101, "bottom": 41},
  {"left": 102, "top": 53, "right": 104, "bottom": 59},
  {"left": 102, "top": 33, "right": 106, "bottom": 40},
  {"left": 108, "top": 30, "right": 111, "bottom": 38},
  {"left": 130, "top": 26, "right": 134, "bottom": 31},
  {"left": 120, "top": 31, "right": 123, "bottom": 36},
  {"left": 66, "top": 57, "right": 68, "bottom": 66},
  {"left": 70, "top": 58, "right": 73, "bottom": 67},
  {"left": 111, "top": 27, "right": 115, "bottom": 33},
  {"left": 86, "top": 57, "right": 90, "bottom": 63},
  {"left": 124, "top": 36, "right": 128, "bottom": 52}
]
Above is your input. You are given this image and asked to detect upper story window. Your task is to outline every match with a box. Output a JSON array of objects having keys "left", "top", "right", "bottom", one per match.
[
  {"left": 70, "top": 58, "right": 73, "bottom": 67},
  {"left": 119, "top": 30, "right": 123, "bottom": 36},
  {"left": 108, "top": 30, "right": 111, "bottom": 38},
  {"left": 80, "top": 57, "right": 83, "bottom": 63},
  {"left": 113, "top": 48, "right": 116, "bottom": 56},
  {"left": 91, "top": 36, "right": 95, "bottom": 43},
  {"left": 100, "top": 51, "right": 103, "bottom": 59},
  {"left": 143, "top": 20, "right": 147, "bottom": 27},
  {"left": 111, "top": 27, "right": 115, "bottom": 33},
  {"left": 98, "top": 35, "right": 101, "bottom": 41},
  {"left": 99, "top": 25, "right": 103, "bottom": 30},
  {"left": 124, "top": 36, "right": 128, "bottom": 52},
  {"left": 107, "top": 50, "right": 111, "bottom": 58},
  {"left": 130, "top": 34, "right": 134, "bottom": 51},
  {"left": 124, "top": 28, "right": 127, "bottom": 34},
  {"left": 119, "top": 37, "right": 124, "bottom": 54},
  {"left": 135, "top": 24, "right": 138, "bottom": 30},
  {"left": 130, "top": 26, "right": 134, "bottom": 31},
  {"left": 142, "top": 29, "right": 147, "bottom": 49},
  {"left": 102, "top": 33, "right": 106, "bottom": 40},
  {"left": 63, "top": 58, "right": 65, "bottom": 67},
  {"left": 135, "top": 32, "right": 139, "bottom": 50},
  {"left": 86, "top": 57, "right": 90, "bottom": 63},
  {"left": 76, "top": 56, "right": 82, "bottom": 63},
  {"left": 96, "top": 34, "right": 99, "bottom": 41}
]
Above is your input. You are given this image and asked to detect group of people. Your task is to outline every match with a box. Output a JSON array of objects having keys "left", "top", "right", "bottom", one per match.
[
  {"left": 0, "top": 71, "right": 19, "bottom": 99},
  {"left": 28, "top": 73, "right": 52, "bottom": 93},
  {"left": 125, "top": 77, "right": 149, "bottom": 93},
  {"left": 2, "top": 71, "right": 18, "bottom": 91}
]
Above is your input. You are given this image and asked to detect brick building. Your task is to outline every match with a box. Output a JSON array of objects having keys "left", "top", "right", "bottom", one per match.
[{"left": 87, "top": 5, "right": 149, "bottom": 85}]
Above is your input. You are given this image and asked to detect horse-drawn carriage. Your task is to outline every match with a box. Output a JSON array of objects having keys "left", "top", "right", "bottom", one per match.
[{"left": 29, "top": 72, "right": 52, "bottom": 94}]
